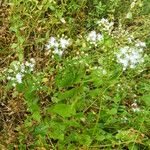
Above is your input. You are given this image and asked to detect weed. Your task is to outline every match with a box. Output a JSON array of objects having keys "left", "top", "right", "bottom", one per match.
[{"left": 0, "top": 0, "right": 150, "bottom": 149}]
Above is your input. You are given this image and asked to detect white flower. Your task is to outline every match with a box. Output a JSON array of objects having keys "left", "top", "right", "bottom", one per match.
[
  {"left": 29, "top": 63, "right": 34, "bottom": 68},
  {"left": 87, "top": 31, "right": 97, "bottom": 42},
  {"left": 87, "top": 31, "right": 103, "bottom": 45},
  {"left": 49, "top": 37, "right": 56, "bottom": 45},
  {"left": 57, "top": 50, "right": 63, "bottom": 57},
  {"left": 130, "top": 51, "right": 140, "bottom": 62},
  {"left": 46, "top": 36, "right": 71, "bottom": 55},
  {"left": 97, "top": 33, "right": 103, "bottom": 41},
  {"left": 119, "top": 58, "right": 128, "bottom": 67},
  {"left": 28, "top": 63, "right": 35, "bottom": 71},
  {"left": 97, "top": 18, "right": 114, "bottom": 32},
  {"left": 116, "top": 43, "right": 145, "bottom": 70},
  {"left": 25, "top": 61, "right": 30, "bottom": 67},
  {"left": 130, "top": 1, "right": 136, "bottom": 9},
  {"left": 6, "top": 59, "right": 36, "bottom": 87},
  {"left": 16, "top": 73, "right": 22, "bottom": 83},
  {"left": 60, "top": 38, "right": 70, "bottom": 49},
  {"left": 13, "top": 64, "right": 19, "bottom": 71},
  {"left": 98, "top": 18, "right": 109, "bottom": 24},
  {"left": 135, "top": 40, "right": 146, "bottom": 48},
  {"left": 30, "top": 58, "right": 35, "bottom": 64},
  {"left": 54, "top": 47, "right": 63, "bottom": 57},
  {"left": 127, "top": 36, "right": 134, "bottom": 43},
  {"left": 24, "top": 59, "right": 35, "bottom": 72},
  {"left": 120, "top": 46, "right": 129, "bottom": 54},
  {"left": 20, "top": 64, "right": 25, "bottom": 73},
  {"left": 46, "top": 37, "right": 58, "bottom": 49},
  {"left": 131, "top": 102, "right": 140, "bottom": 112}
]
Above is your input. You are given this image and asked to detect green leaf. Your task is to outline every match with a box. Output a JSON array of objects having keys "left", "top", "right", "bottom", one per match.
[
  {"left": 107, "top": 108, "right": 117, "bottom": 115},
  {"left": 16, "top": 83, "right": 25, "bottom": 92},
  {"left": 34, "top": 124, "right": 48, "bottom": 136},
  {"left": 89, "top": 89, "right": 100, "bottom": 97},
  {"left": 57, "top": 87, "right": 81, "bottom": 100},
  {"left": 95, "top": 134, "right": 105, "bottom": 142},
  {"left": 48, "top": 104, "right": 76, "bottom": 118},
  {"left": 116, "top": 130, "right": 136, "bottom": 141},
  {"left": 79, "top": 134, "right": 92, "bottom": 146},
  {"left": 141, "top": 94, "right": 150, "bottom": 106},
  {"left": 128, "top": 144, "right": 139, "bottom": 150},
  {"left": 64, "top": 120, "right": 80, "bottom": 128},
  {"left": 11, "top": 43, "right": 18, "bottom": 49},
  {"left": 55, "top": 62, "right": 85, "bottom": 88},
  {"left": 48, "top": 121, "right": 66, "bottom": 140},
  {"left": 49, "top": 129, "right": 64, "bottom": 141}
]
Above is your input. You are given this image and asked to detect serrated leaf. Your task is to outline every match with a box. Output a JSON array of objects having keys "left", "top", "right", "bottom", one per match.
[{"left": 48, "top": 104, "right": 76, "bottom": 118}]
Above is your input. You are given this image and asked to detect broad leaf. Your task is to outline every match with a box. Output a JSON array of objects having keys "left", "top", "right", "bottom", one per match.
[{"left": 48, "top": 104, "right": 76, "bottom": 118}]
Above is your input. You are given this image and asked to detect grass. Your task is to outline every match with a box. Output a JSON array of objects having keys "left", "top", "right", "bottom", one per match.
[{"left": 0, "top": 0, "right": 150, "bottom": 149}]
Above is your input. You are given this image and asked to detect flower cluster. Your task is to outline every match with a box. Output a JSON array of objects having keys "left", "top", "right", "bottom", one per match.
[
  {"left": 86, "top": 30, "right": 103, "bottom": 46},
  {"left": 116, "top": 40, "right": 146, "bottom": 70},
  {"left": 46, "top": 36, "right": 71, "bottom": 57},
  {"left": 5, "top": 58, "right": 35, "bottom": 86},
  {"left": 97, "top": 18, "right": 114, "bottom": 33}
]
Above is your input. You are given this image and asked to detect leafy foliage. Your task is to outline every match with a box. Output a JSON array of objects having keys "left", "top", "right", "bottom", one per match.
[{"left": 0, "top": 0, "right": 150, "bottom": 149}]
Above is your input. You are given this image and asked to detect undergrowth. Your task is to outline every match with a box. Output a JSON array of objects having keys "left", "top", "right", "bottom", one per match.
[{"left": 0, "top": 0, "right": 150, "bottom": 149}]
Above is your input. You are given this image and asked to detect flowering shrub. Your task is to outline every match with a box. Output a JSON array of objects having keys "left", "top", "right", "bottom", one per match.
[
  {"left": 116, "top": 40, "right": 146, "bottom": 70},
  {"left": 0, "top": 0, "right": 150, "bottom": 149},
  {"left": 3, "top": 59, "right": 35, "bottom": 87}
]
